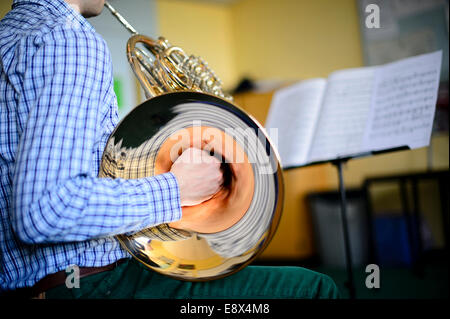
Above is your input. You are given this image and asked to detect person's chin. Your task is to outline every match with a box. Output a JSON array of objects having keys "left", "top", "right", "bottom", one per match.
[
  {"left": 82, "top": 1, "right": 105, "bottom": 18},
  {"left": 83, "top": 8, "right": 103, "bottom": 18}
]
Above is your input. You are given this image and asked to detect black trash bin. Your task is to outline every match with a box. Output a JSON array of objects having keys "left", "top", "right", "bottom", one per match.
[{"left": 307, "top": 190, "right": 370, "bottom": 268}]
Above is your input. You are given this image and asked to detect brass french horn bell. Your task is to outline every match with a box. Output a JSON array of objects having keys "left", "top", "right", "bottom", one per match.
[{"left": 100, "top": 2, "right": 284, "bottom": 281}]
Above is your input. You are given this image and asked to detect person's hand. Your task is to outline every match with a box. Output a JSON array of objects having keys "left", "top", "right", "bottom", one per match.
[{"left": 170, "top": 147, "right": 223, "bottom": 206}]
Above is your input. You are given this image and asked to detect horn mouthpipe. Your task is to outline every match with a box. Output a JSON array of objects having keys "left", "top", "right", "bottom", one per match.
[{"left": 104, "top": 1, "right": 139, "bottom": 35}]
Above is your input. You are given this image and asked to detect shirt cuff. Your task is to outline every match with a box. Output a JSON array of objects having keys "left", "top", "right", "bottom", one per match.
[{"left": 142, "top": 172, "right": 182, "bottom": 225}]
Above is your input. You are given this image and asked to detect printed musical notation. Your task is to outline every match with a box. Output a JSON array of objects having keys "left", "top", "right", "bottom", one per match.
[
  {"left": 364, "top": 51, "right": 442, "bottom": 151},
  {"left": 307, "top": 68, "right": 375, "bottom": 163},
  {"left": 265, "top": 79, "right": 326, "bottom": 167},
  {"left": 266, "top": 51, "right": 442, "bottom": 168}
]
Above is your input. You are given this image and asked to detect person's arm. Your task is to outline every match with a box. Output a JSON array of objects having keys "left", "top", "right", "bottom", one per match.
[{"left": 11, "top": 26, "right": 182, "bottom": 244}]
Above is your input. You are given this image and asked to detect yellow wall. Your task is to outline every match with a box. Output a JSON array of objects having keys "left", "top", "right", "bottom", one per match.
[
  {"left": 156, "top": 0, "right": 364, "bottom": 90},
  {"left": 156, "top": 0, "right": 237, "bottom": 91},
  {"left": 230, "top": 0, "right": 364, "bottom": 82},
  {"left": 0, "top": 0, "right": 12, "bottom": 19}
]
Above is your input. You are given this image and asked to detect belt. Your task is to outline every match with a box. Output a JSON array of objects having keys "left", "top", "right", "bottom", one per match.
[{"left": 31, "top": 259, "right": 127, "bottom": 297}]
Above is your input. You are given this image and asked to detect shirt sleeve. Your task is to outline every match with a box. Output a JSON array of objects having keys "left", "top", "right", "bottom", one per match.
[{"left": 11, "top": 25, "right": 182, "bottom": 244}]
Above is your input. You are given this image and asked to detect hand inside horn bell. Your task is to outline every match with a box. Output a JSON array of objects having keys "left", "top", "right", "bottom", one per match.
[{"left": 170, "top": 147, "right": 223, "bottom": 207}]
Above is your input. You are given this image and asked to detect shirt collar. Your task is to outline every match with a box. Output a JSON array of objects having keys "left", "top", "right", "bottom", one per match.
[{"left": 12, "top": 0, "right": 96, "bottom": 33}]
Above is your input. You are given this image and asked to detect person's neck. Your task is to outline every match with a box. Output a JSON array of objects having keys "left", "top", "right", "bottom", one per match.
[{"left": 65, "top": 1, "right": 81, "bottom": 14}]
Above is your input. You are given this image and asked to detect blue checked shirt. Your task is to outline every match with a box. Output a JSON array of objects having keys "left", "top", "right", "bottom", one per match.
[{"left": 0, "top": 0, "right": 182, "bottom": 291}]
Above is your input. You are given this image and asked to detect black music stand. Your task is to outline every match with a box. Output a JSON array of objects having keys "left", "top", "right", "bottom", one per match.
[{"left": 331, "top": 158, "right": 355, "bottom": 299}]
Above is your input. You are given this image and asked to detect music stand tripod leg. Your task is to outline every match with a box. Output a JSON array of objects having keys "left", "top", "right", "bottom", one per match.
[{"left": 332, "top": 159, "right": 356, "bottom": 299}]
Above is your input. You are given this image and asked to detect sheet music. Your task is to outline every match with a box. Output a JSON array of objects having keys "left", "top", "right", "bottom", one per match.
[
  {"left": 266, "top": 50, "right": 442, "bottom": 168},
  {"left": 362, "top": 51, "right": 443, "bottom": 151},
  {"left": 307, "top": 67, "right": 376, "bottom": 163},
  {"left": 265, "top": 79, "right": 326, "bottom": 167}
]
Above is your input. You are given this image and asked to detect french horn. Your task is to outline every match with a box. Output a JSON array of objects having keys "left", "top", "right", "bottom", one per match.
[{"left": 100, "top": 1, "right": 284, "bottom": 281}]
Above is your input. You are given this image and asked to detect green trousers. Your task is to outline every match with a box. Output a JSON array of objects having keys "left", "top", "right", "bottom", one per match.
[{"left": 45, "top": 258, "right": 339, "bottom": 299}]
